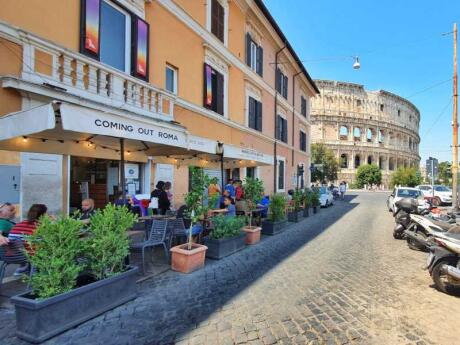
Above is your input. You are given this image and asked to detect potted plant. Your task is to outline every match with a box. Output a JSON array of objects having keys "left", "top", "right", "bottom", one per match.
[
  {"left": 170, "top": 167, "right": 216, "bottom": 273},
  {"left": 312, "top": 189, "right": 321, "bottom": 213},
  {"left": 204, "top": 215, "right": 246, "bottom": 259},
  {"left": 261, "top": 193, "right": 287, "bottom": 235},
  {"left": 242, "top": 177, "right": 264, "bottom": 245},
  {"left": 303, "top": 190, "right": 313, "bottom": 217},
  {"left": 287, "top": 189, "right": 304, "bottom": 223},
  {"left": 11, "top": 205, "right": 138, "bottom": 343}
]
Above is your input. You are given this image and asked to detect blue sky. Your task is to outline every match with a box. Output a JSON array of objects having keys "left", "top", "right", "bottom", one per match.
[{"left": 264, "top": 0, "right": 460, "bottom": 165}]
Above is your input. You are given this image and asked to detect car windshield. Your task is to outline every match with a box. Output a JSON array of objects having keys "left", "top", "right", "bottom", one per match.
[
  {"left": 319, "top": 187, "right": 327, "bottom": 194},
  {"left": 397, "top": 189, "right": 420, "bottom": 198},
  {"left": 434, "top": 186, "right": 450, "bottom": 192}
]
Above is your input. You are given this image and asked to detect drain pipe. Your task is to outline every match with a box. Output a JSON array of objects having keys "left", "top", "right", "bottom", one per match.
[{"left": 274, "top": 44, "right": 286, "bottom": 193}]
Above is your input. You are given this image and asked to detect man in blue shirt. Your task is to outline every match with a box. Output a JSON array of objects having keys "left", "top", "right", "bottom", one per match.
[
  {"left": 224, "top": 196, "right": 236, "bottom": 217},
  {"left": 225, "top": 179, "right": 236, "bottom": 199}
]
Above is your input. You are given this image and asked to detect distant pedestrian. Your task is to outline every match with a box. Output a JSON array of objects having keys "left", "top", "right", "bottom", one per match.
[{"left": 339, "top": 182, "right": 346, "bottom": 200}]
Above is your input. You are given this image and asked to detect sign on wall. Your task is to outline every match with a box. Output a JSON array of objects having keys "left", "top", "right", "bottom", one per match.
[
  {"left": 125, "top": 164, "right": 139, "bottom": 179},
  {"left": 80, "top": 0, "right": 101, "bottom": 58},
  {"left": 132, "top": 17, "right": 149, "bottom": 80}
]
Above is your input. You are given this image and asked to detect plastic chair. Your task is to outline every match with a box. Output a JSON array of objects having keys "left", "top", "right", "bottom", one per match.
[
  {"left": 129, "top": 219, "right": 168, "bottom": 275},
  {"left": 166, "top": 218, "right": 187, "bottom": 248},
  {"left": 0, "top": 240, "right": 31, "bottom": 286}
]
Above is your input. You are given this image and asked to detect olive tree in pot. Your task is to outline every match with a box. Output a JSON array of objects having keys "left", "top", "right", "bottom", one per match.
[
  {"left": 204, "top": 215, "right": 246, "bottom": 259},
  {"left": 287, "top": 189, "right": 304, "bottom": 223},
  {"left": 303, "top": 190, "right": 313, "bottom": 217},
  {"left": 11, "top": 205, "right": 138, "bottom": 344},
  {"left": 242, "top": 177, "right": 264, "bottom": 245},
  {"left": 170, "top": 167, "right": 217, "bottom": 273},
  {"left": 261, "top": 193, "right": 287, "bottom": 235}
]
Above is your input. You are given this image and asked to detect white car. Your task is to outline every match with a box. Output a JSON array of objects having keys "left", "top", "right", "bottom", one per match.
[
  {"left": 387, "top": 187, "right": 428, "bottom": 215},
  {"left": 318, "top": 186, "right": 334, "bottom": 207},
  {"left": 416, "top": 185, "right": 452, "bottom": 205}
]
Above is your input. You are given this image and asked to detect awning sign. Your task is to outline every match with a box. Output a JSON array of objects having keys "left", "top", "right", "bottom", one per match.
[
  {"left": 188, "top": 135, "right": 217, "bottom": 154},
  {"left": 60, "top": 103, "right": 188, "bottom": 148},
  {"left": 223, "top": 145, "right": 273, "bottom": 165}
]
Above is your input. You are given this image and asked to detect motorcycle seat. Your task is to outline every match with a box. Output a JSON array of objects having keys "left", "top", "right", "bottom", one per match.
[{"left": 431, "top": 219, "right": 456, "bottom": 232}]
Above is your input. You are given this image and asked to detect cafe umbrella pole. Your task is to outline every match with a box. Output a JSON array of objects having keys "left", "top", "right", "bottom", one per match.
[{"left": 120, "top": 138, "right": 126, "bottom": 202}]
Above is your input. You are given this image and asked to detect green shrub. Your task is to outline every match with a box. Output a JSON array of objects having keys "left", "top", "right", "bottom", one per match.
[
  {"left": 311, "top": 190, "right": 321, "bottom": 207},
  {"left": 356, "top": 164, "right": 382, "bottom": 188},
  {"left": 292, "top": 189, "right": 303, "bottom": 211},
  {"left": 84, "top": 204, "right": 136, "bottom": 280},
  {"left": 303, "top": 190, "right": 314, "bottom": 208},
  {"left": 268, "top": 193, "right": 286, "bottom": 222},
  {"left": 26, "top": 216, "right": 84, "bottom": 299},
  {"left": 209, "top": 215, "right": 245, "bottom": 240}
]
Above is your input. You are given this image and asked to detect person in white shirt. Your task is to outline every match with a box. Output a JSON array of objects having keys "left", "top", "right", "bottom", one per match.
[{"left": 339, "top": 182, "right": 347, "bottom": 200}]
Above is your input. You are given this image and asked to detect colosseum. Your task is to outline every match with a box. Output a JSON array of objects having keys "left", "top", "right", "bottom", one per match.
[{"left": 311, "top": 80, "right": 421, "bottom": 188}]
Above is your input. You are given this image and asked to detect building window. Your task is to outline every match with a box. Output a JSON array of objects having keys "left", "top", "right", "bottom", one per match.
[
  {"left": 100, "top": 0, "right": 131, "bottom": 72},
  {"left": 301, "top": 96, "right": 307, "bottom": 117},
  {"left": 203, "top": 63, "right": 224, "bottom": 115},
  {"left": 276, "top": 68, "right": 288, "bottom": 99},
  {"left": 277, "top": 159, "right": 285, "bottom": 191},
  {"left": 340, "top": 154, "right": 348, "bottom": 169},
  {"left": 246, "top": 167, "right": 257, "bottom": 179},
  {"left": 380, "top": 104, "right": 384, "bottom": 111},
  {"left": 245, "top": 33, "right": 263, "bottom": 76},
  {"left": 356, "top": 99, "right": 362, "bottom": 107},
  {"left": 276, "top": 115, "right": 288, "bottom": 143},
  {"left": 211, "top": 0, "right": 225, "bottom": 43},
  {"left": 248, "top": 96, "right": 262, "bottom": 131},
  {"left": 165, "top": 65, "right": 177, "bottom": 94},
  {"left": 300, "top": 130, "right": 307, "bottom": 152},
  {"left": 398, "top": 109, "right": 401, "bottom": 116}
]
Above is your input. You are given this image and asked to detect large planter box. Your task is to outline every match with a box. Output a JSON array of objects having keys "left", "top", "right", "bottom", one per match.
[
  {"left": 261, "top": 219, "right": 287, "bottom": 236},
  {"left": 204, "top": 232, "right": 245, "bottom": 259},
  {"left": 170, "top": 243, "right": 207, "bottom": 273},
  {"left": 303, "top": 207, "right": 310, "bottom": 217},
  {"left": 11, "top": 266, "right": 139, "bottom": 344},
  {"left": 287, "top": 210, "right": 303, "bottom": 223}
]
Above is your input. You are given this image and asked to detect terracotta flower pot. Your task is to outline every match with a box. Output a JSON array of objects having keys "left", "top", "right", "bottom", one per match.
[
  {"left": 170, "top": 243, "right": 207, "bottom": 273},
  {"left": 243, "top": 226, "right": 261, "bottom": 245}
]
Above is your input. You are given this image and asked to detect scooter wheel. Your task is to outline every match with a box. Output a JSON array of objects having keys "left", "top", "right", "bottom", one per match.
[
  {"left": 406, "top": 237, "right": 427, "bottom": 251},
  {"left": 432, "top": 259, "right": 458, "bottom": 294},
  {"left": 393, "top": 231, "right": 403, "bottom": 239}
]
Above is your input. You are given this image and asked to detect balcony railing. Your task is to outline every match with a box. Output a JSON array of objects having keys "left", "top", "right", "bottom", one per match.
[{"left": 1, "top": 21, "right": 174, "bottom": 119}]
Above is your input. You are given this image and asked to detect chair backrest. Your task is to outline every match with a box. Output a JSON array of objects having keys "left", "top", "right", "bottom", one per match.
[
  {"left": 167, "top": 218, "right": 186, "bottom": 237},
  {"left": 0, "top": 240, "right": 28, "bottom": 264},
  {"left": 147, "top": 219, "right": 168, "bottom": 243}
]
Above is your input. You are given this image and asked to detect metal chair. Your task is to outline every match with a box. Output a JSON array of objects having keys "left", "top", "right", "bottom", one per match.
[
  {"left": 129, "top": 219, "right": 169, "bottom": 275},
  {"left": 166, "top": 218, "right": 187, "bottom": 249},
  {"left": 0, "top": 240, "right": 31, "bottom": 286}
]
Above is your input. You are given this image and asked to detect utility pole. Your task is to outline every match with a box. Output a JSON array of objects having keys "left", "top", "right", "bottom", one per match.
[{"left": 453, "top": 23, "right": 459, "bottom": 210}]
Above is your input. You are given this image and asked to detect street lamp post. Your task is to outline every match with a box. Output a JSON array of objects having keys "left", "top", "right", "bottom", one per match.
[{"left": 452, "top": 23, "right": 459, "bottom": 210}]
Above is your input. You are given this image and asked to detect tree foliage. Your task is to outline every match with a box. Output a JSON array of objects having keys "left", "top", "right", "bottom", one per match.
[
  {"left": 311, "top": 143, "right": 339, "bottom": 182},
  {"left": 356, "top": 164, "right": 382, "bottom": 188},
  {"left": 243, "top": 177, "right": 264, "bottom": 227},
  {"left": 438, "top": 161, "right": 452, "bottom": 185},
  {"left": 390, "top": 167, "right": 422, "bottom": 188}
]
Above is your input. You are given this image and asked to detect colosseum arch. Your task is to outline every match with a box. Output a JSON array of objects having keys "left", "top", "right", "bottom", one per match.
[
  {"left": 389, "top": 157, "right": 395, "bottom": 171},
  {"left": 367, "top": 155, "right": 374, "bottom": 165},
  {"left": 379, "top": 156, "right": 386, "bottom": 170},
  {"left": 340, "top": 153, "right": 349, "bottom": 168},
  {"left": 366, "top": 128, "right": 376, "bottom": 143},
  {"left": 378, "top": 129, "right": 384, "bottom": 144},
  {"left": 339, "top": 126, "right": 349, "bottom": 140},
  {"left": 353, "top": 127, "right": 362, "bottom": 141},
  {"left": 354, "top": 154, "right": 361, "bottom": 168}
]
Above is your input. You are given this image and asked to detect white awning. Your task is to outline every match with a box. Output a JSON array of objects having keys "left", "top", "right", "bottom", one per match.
[
  {"left": 0, "top": 103, "right": 55, "bottom": 140},
  {"left": 223, "top": 144, "right": 273, "bottom": 165},
  {"left": 0, "top": 102, "right": 218, "bottom": 156}
]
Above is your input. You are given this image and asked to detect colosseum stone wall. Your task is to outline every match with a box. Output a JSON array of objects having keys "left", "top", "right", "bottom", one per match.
[{"left": 311, "top": 80, "right": 421, "bottom": 188}]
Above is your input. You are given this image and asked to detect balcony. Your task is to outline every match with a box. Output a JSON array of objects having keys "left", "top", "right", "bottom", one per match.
[{"left": 0, "top": 21, "right": 174, "bottom": 120}]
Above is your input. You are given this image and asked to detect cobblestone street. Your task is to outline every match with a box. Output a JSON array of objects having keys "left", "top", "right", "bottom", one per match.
[{"left": 1, "top": 192, "right": 459, "bottom": 345}]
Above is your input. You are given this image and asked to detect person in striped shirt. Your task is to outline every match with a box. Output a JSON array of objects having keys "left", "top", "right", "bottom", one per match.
[{"left": 8, "top": 204, "right": 47, "bottom": 276}]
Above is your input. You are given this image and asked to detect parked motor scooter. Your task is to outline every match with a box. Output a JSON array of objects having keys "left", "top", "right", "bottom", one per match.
[
  {"left": 393, "top": 198, "right": 429, "bottom": 240},
  {"left": 403, "top": 214, "right": 455, "bottom": 251},
  {"left": 426, "top": 231, "right": 460, "bottom": 294}
]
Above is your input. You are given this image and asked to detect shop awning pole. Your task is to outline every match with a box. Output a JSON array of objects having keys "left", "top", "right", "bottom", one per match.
[
  {"left": 120, "top": 138, "right": 126, "bottom": 201},
  {"left": 220, "top": 153, "right": 224, "bottom": 191}
]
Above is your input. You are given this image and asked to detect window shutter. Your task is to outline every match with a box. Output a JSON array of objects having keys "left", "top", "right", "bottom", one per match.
[
  {"left": 216, "top": 71, "right": 224, "bottom": 115},
  {"left": 203, "top": 64, "right": 213, "bottom": 108},
  {"left": 211, "top": 0, "right": 219, "bottom": 40},
  {"left": 283, "top": 119, "right": 288, "bottom": 142},
  {"left": 275, "top": 69, "right": 281, "bottom": 93},
  {"left": 256, "top": 100, "right": 262, "bottom": 131},
  {"left": 256, "top": 45, "right": 263, "bottom": 76},
  {"left": 245, "top": 33, "right": 251, "bottom": 66},
  {"left": 248, "top": 97, "right": 255, "bottom": 128},
  {"left": 218, "top": 3, "right": 224, "bottom": 42},
  {"left": 283, "top": 75, "right": 288, "bottom": 98},
  {"left": 276, "top": 116, "right": 280, "bottom": 139}
]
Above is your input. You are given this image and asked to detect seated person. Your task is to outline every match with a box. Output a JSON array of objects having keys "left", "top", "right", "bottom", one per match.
[
  {"left": 257, "top": 195, "right": 270, "bottom": 218},
  {"left": 80, "top": 198, "right": 96, "bottom": 225},
  {"left": 0, "top": 234, "right": 9, "bottom": 246},
  {"left": 224, "top": 196, "right": 236, "bottom": 217},
  {"left": 9, "top": 204, "right": 48, "bottom": 275},
  {"left": 217, "top": 190, "right": 231, "bottom": 209},
  {"left": 0, "top": 202, "right": 16, "bottom": 236}
]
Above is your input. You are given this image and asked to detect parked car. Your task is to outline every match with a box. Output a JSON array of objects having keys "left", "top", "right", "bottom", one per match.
[
  {"left": 387, "top": 187, "right": 428, "bottom": 215},
  {"left": 416, "top": 185, "right": 452, "bottom": 206},
  {"left": 319, "top": 186, "right": 334, "bottom": 207}
]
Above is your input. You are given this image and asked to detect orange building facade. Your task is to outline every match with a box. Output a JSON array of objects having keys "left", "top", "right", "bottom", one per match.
[{"left": 0, "top": 0, "right": 317, "bottom": 216}]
